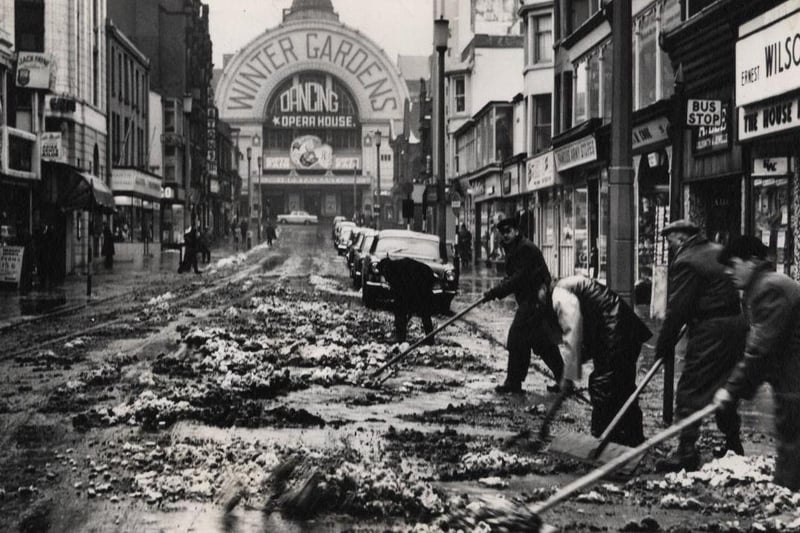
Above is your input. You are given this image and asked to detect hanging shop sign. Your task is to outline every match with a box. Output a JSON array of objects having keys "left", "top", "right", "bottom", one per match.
[
  {"left": 207, "top": 106, "right": 217, "bottom": 177},
  {"left": 261, "top": 175, "right": 371, "bottom": 185},
  {"left": 738, "top": 93, "right": 800, "bottom": 141},
  {"left": 632, "top": 116, "right": 670, "bottom": 152},
  {"left": 111, "top": 169, "right": 163, "bottom": 200},
  {"left": 210, "top": 179, "right": 220, "bottom": 194},
  {"left": 736, "top": 7, "right": 800, "bottom": 107},
  {"left": 289, "top": 135, "right": 333, "bottom": 169},
  {"left": 526, "top": 150, "right": 559, "bottom": 192},
  {"left": 0, "top": 245, "right": 24, "bottom": 285},
  {"left": 686, "top": 99, "right": 723, "bottom": 127},
  {"left": 554, "top": 136, "right": 597, "bottom": 171},
  {"left": 16, "top": 51, "right": 55, "bottom": 90},
  {"left": 40, "top": 132, "right": 64, "bottom": 162},
  {"left": 269, "top": 80, "right": 357, "bottom": 129},
  {"left": 752, "top": 157, "right": 790, "bottom": 176},
  {"left": 692, "top": 103, "right": 730, "bottom": 155}
]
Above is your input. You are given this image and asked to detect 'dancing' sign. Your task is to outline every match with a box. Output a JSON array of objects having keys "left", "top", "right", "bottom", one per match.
[{"left": 270, "top": 80, "right": 357, "bottom": 129}]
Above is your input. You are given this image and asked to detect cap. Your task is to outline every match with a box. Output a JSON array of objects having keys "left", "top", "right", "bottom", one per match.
[
  {"left": 660, "top": 219, "right": 700, "bottom": 236},
  {"left": 494, "top": 217, "right": 517, "bottom": 231},
  {"left": 717, "top": 235, "right": 768, "bottom": 265}
]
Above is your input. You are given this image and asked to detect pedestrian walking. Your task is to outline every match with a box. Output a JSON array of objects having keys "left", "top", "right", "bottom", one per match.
[
  {"left": 482, "top": 216, "right": 563, "bottom": 394},
  {"left": 714, "top": 236, "right": 800, "bottom": 490},
  {"left": 655, "top": 219, "right": 747, "bottom": 473},
  {"left": 232, "top": 219, "right": 241, "bottom": 251},
  {"left": 266, "top": 220, "right": 277, "bottom": 247},
  {"left": 547, "top": 275, "right": 652, "bottom": 446},
  {"left": 241, "top": 219, "right": 249, "bottom": 250},
  {"left": 198, "top": 228, "right": 211, "bottom": 263},
  {"left": 101, "top": 224, "right": 115, "bottom": 269},
  {"left": 378, "top": 257, "right": 435, "bottom": 345},
  {"left": 457, "top": 223, "right": 472, "bottom": 267},
  {"left": 178, "top": 226, "right": 200, "bottom": 274}
]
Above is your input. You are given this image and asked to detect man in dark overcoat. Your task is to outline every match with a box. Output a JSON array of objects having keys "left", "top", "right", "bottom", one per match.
[
  {"left": 483, "top": 217, "right": 562, "bottom": 394},
  {"left": 655, "top": 220, "right": 747, "bottom": 472},
  {"left": 378, "top": 257, "right": 435, "bottom": 344},
  {"left": 550, "top": 276, "right": 652, "bottom": 446},
  {"left": 715, "top": 236, "right": 800, "bottom": 490}
]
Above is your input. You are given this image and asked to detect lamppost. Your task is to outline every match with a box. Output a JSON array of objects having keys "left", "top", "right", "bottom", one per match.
[
  {"left": 434, "top": 17, "right": 449, "bottom": 261},
  {"left": 246, "top": 146, "right": 252, "bottom": 249},
  {"left": 375, "top": 129, "right": 382, "bottom": 230},
  {"left": 257, "top": 155, "right": 263, "bottom": 242}
]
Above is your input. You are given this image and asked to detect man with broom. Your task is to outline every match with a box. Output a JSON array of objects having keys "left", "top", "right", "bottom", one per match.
[
  {"left": 654, "top": 220, "right": 747, "bottom": 473},
  {"left": 482, "top": 216, "right": 563, "bottom": 394},
  {"left": 544, "top": 275, "right": 652, "bottom": 446},
  {"left": 714, "top": 236, "right": 800, "bottom": 490}
]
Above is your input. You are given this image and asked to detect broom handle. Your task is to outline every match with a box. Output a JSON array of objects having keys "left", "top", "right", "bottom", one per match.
[
  {"left": 593, "top": 358, "right": 664, "bottom": 457},
  {"left": 371, "top": 296, "right": 487, "bottom": 382},
  {"left": 531, "top": 402, "right": 718, "bottom": 516}
]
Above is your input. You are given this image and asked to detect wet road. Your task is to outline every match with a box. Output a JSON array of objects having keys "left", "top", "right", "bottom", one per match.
[{"left": 0, "top": 223, "right": 785, "bottom": 533}]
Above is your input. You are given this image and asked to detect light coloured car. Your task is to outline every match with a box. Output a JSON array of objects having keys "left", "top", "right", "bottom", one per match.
[{"left": 276, "top": 210, "right": 319, "bottom": 225}]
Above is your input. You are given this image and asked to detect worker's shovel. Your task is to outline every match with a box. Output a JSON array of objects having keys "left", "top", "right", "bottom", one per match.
[{"left": 367, "top": 295, "right": 487, "bottom": 386}]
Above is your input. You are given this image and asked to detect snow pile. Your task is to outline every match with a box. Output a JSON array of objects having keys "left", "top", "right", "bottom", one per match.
[
  {"left": 214, "top": 253, "right": 247, "bottom": 270},
  {"left": 664, "top": 452, "right": 774, "bottom": 488},
  {"left": 459, "top": 448, "right": 544, "bottom": 477},
  {"left": 146, "top": 292, "right": 175, "bottom": 309}
]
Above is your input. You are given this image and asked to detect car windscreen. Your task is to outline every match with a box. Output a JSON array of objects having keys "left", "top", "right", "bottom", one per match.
[
  {"left": 373, "top": 236, "right": 439, "bottom": 260},
  {"left": 340, "top": 227, "right": 353, "bottom": 240},
  {"left": 360, "top": 235, "right": 374, "bottom": 251}
]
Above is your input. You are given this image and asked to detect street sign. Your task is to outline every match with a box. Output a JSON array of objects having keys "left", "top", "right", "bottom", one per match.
[{"left": 686, "top": 99, "right": 723, "bottom": 127}]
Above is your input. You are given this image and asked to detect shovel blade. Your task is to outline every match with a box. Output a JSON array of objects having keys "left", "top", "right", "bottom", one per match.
[{"left": 547, "top": 431, "right": 643, "bottom": 476}]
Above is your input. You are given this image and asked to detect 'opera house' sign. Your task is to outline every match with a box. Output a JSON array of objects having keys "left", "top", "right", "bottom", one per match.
[
  {"left": 227, "top": 29, "right": 399, "bottom": 113},
  {"left": 270, "top": 80, "right": 357, "bottom": 129}
]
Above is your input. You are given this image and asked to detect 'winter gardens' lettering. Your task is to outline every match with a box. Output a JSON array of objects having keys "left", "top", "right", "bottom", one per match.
[{"left": 228, "top": 31, "right": 398, "bottom": 113}]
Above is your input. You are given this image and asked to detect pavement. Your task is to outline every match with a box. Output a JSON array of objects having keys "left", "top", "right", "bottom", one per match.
[{"left": 0, "top": 242, "right": 242, "bottom": 332}]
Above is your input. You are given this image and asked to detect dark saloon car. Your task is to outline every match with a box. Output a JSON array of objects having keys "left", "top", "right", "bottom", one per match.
[
  {"left": 349, "top": 229, "right": 377, "bottom": 288},
  {"left": 361, "top": 229, "right": 458, "bottom": 311},
  {"left": 335, "top": 222, "right": 356, "bottom": 255}
]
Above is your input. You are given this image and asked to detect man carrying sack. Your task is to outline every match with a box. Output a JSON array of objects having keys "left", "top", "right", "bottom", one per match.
[
  {"left": 483, "top": 216, "right": 562, "bottom": 394},
  {"left": 655, "top": 220, "right": 747, "bottom": 473}
]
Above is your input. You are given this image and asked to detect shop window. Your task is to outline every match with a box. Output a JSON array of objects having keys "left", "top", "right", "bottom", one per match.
[
  {"left": 574, "top": 186, "right": 589, "bottom": 275},
  {"left": 532, "top": 95, "right": 551, "bottom": 154},
  {"left": 636, "top": 151, "right": 670, "bottom": 294},
  {"left": 754, "top": 178, "right": 790, "bottom": 274},
  {"left": 453, "top": 76, "right": 466, "bottom": 113}
]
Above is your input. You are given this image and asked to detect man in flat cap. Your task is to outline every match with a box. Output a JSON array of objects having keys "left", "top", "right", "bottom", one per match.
[
  {"left": 655, "top": 220, "right": 747, "bottom": 472},
  {"left": 714, "top": 236, "right": 800, "bottom": 489},
  {"left": 482, "top": 216, "right": 562, "bottom": 394}
]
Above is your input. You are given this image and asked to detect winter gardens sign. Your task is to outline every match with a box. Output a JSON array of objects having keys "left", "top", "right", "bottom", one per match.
[{"left": 217, "top": 23, "right": 406, "bottom": 120}]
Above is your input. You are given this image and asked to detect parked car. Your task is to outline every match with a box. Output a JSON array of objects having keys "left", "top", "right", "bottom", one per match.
[
  {"left": 361, "top": 229, "right": 458, "bottom": 311},
  {"left": 335, "top": 224, "right": 357, "bottom": 255},
  {"left": 331, "top": 216, "right": 347, "bottom": 240},
  {"left": 333, "top": 221, "right": 356, "bottom": 251},
  {"left": 348, "top": 229, "right": 377, "bottom": 288},
  {"left": 276, "top": 210, "right": 319, "bottom": 225}
]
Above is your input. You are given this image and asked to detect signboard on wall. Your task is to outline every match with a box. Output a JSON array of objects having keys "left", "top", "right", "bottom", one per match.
[
  {"left": 554, "top": 136, "right": 597, "bottom": 171},
  {"left": 736, "top": 7, "right": 800, "bottom": 107},
  {"left": 16, "top": 52, "right": 55, "bottom": 89},
  {"left": 289, "top": 135, "right": 333, "bottom": 169},
  {"left": 738, "top": 93, "right": 800, "bottom": 141},
  {"left": 692, "top": 103, "right": 730, "bottom": 155},
  {"left": 40, "top": 132, "right": 64, "bottom": 162},
  {"left": 632, "top": 117, "right": 670, "bottom": 151},
  {"left": 269, "top": 81, "right": 357, "bottom": 129},
  {"left": 526, "top": 151, "right": 558, "bottom": 191},
  {"left": 0, "top": 245, "right": 24, "bottom": 285},
  {"left": 752, "top": 157, "right": 789, "bottom": 176}
]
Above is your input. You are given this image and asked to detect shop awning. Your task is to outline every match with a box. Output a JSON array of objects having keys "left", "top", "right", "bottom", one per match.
[{"left": 44, "top": 161, "right": 115, "bottom": 212}]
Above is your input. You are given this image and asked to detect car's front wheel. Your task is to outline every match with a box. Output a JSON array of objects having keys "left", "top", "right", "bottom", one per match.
[
  {"left": 303, "top": 220, "right": 309, "bottom": 225},
  {"left": 280, "top": 219, "right": 287, "bottom": 224}
]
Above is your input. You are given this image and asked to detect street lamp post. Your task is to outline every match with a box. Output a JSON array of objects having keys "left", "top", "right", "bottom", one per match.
[
  {"left": 257, "top": 155, "right": 263, "bottom": 242},
  {"left": 375, "top": 130, "right": 382, "bottom": 230},
  {"left": 434, "top": 17, "right": 449, "bottom": 261},
  {"left": 246, "top": 146, "right": 252, "bottom": 249}
]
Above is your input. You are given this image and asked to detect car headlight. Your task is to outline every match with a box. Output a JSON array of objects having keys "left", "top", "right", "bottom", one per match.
[
  {"left": 444, "top": 269, "right": 455, "bottom": 282},
  {"left": 370, "top": 261, "right": 380, "bottom": 275}
]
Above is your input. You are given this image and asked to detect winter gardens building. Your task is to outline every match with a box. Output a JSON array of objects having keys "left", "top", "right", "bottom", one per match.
[{"left": 214, "top": 0, "right": 409, "bottom": 222}]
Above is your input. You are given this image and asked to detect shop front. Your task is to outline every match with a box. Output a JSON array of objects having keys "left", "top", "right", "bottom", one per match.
[
  {"left": 160, "top": 185, "right": 186, "bottom": 250},
  {"left": 470, "top": 172, "right": 504, "bottom": 263},
  {"left": 111, "top": 168, "right": 163, "bottom": 264},
  {"left": 736, "top": 2, "right": 800, "bottom": 278}
]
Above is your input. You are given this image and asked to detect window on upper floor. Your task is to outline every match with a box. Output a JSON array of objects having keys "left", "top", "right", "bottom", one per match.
[
  {"left": 495, "top": 107, "right": 513, "bottom": 162},
  {"left": 684, "top": 0, "right": 715, "bottom": 19},
  {"left": 110, "top": 48, "right": 116, "bottom": 97},
  {"left": 15, "top": 0, "right": 44, "bottom": 52},
  {"left": 164, "top": 99, "right": 177, "bottom": 134},
  {"left": 453, "top": 76, "right": 466, "bottom": 113},
  {"left": 567, "top": 0, "right": 601, "bottom": 36},
  {"left": 532, "top": 95, "right": 552, "bottom": 155},
  {"left": 530, "top": 14, "right": 553, "bottom": 64}
]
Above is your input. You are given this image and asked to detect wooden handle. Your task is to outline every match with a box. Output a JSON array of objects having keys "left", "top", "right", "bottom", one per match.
[
  {"left": 532, "top": 402, "right": 718, "bottom": 515},
  {"left": 593, "top": 358, "right": 664, "bottom": 457},
  {"left": 371, "top": 296, "right": 486, "bottom": 382}
]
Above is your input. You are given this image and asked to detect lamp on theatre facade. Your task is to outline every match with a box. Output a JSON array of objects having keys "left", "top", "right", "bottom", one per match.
[
  {"left": 375, "top": 129, "right": 382, "bottom": 230},
  {"left": 246, "top": 146, "right": 252, "bottom": 249}
]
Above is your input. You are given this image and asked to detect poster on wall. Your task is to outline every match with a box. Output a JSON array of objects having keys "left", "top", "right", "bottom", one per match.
[
  {"left": 472, "top": 0, "right": 518, "bottom": 34},
  {"left": 0, "top": 245, "right": 25, "bottom": 285},
  {"left": 289, "top": 135, "right": 333, "bottom": 169}
]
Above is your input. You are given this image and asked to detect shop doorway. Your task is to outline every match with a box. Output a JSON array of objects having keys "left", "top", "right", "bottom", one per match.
[
  {"left": 303, "top": 191, "right": 321, "bottom": 216},
  {"left": 689, "top": 178, "right": 741, "bottom": 245}
]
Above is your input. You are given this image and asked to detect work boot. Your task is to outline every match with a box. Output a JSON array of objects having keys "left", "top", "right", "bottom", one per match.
[
  {"left": 725, "top": 434, "right": 744, "bottom": 456},
  {"left": 495, "top": 381, "right": 523, "bottom": 394},
  {"left": 655, "top": 445, "right": 700, "bottom": 473}
]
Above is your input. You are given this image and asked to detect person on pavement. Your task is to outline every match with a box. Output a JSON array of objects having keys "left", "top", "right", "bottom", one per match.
[
  {"left": 178, "top": 226, "right": 200, "bottom": 274},
  {"left": 266, "top": 220, "right": 277, "bottom": 247},
  {"left": 482, "top": 216, "right": 563, "bottom": 394},
  {"left": 378, "top": 257, "right": 436, "bottom": 345},
  {"left": 102, "top": 224, "right": 115, "bottom": 269},
  {"left": 714, "top": 236, "right": 800, "bottom": 490},
  {"left": 547, "top": 275, "right": 652, "bottom": 446},
  {"left": 655, "top": 220, "right": 747, "bottom": 473}
]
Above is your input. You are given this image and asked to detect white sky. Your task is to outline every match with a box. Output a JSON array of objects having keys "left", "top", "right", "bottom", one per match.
[{"left": 205, "top": 0, "right": 435, "bottom": 68}]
